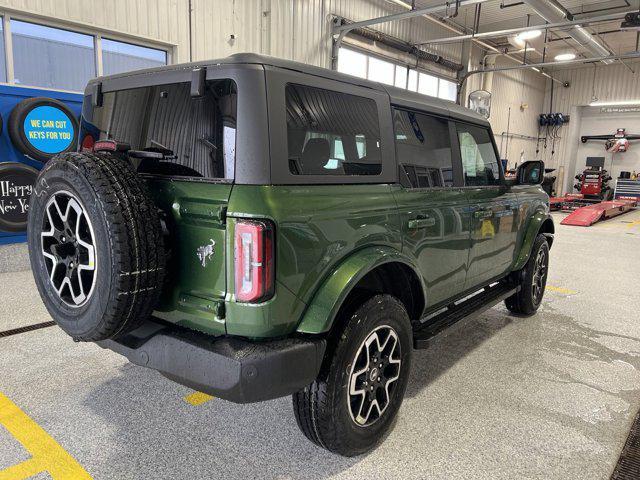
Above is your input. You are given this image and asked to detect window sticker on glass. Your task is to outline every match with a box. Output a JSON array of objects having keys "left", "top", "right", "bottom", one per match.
[
  {"left": 457, "top": 124, "right": 500, "bottom": 186},
  {"left": 408, "top": 112, "right": 425, "bottom": 144},
  {"left": 459, "top": 132, "right": 479, "bottom": 177}
]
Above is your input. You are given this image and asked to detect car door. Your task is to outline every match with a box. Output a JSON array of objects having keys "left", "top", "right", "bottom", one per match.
[
  {"left": 392, "top": 108, "right": 471, "bottom": 308},
  {"left": 454, "top": 122, "right": 519, "bottom": 290}
]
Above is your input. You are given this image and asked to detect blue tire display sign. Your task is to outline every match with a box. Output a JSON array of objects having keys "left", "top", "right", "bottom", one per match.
[
  {"left": 23, "top": 105, "right": 76, "bottom": 153},
  {"left": 0, "top": 162, "right": 38, "bottom": 233},
  {"left": 8, "top": 97, "right": 79, "bottom": 162}
]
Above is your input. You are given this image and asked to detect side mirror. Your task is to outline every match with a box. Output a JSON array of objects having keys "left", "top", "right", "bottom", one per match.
[{"left": 517, "top": 160, "right": 544, "bottom": 185}]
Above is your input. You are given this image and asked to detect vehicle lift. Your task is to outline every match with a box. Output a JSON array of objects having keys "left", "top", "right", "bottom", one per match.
[{"left": 550, "top": 157, "right": 637, "bottom": 226}]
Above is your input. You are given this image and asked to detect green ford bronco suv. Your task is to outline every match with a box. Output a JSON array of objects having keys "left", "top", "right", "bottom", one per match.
[{"left": 28, "top": 53, "right": 553, "bottom": 456}]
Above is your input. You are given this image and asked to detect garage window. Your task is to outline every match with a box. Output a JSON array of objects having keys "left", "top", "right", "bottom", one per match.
[
  {"left": 286, "top": 84, "right": 381, "bottom": 176},
  {"left": 11, "top": 20, "right": 95, "bottom": 91},
  {"left": 0, "top": 19, "right": 6, "bottom": 82},
  {"left": 102, "top": 39, "right": 167, "bottom": 76},
  {"left": 0, "top": 18, "right": 168, "bottom": 92},
  {"left": 337, "top": 47, "right": 457, "bottom": 102}
]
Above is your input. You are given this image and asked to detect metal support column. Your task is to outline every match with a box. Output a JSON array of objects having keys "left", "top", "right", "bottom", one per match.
[{"left": 457, "top": 39, "right": 472, "bottom": 106}]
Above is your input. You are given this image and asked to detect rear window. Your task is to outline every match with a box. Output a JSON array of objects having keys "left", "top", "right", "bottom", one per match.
[
  {"left": 285, "top": 84, "right": 381, "bottom": 176},
  {"left": 81, "top": 79, "right": 237, "bottom": 179}
]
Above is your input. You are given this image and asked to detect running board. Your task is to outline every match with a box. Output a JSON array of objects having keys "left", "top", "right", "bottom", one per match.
[{"left": 413, "top": 282, "right": 519, "bottom": 349}]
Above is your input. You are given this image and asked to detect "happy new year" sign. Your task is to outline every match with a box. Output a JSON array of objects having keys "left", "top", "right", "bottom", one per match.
[{"left": 0, "top": 163, "right": 38, "bottom": 233}]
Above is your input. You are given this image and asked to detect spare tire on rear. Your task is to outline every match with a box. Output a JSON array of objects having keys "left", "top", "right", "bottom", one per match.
[{"left": 27, "top": 152, "right": 165, "bottom": 341}]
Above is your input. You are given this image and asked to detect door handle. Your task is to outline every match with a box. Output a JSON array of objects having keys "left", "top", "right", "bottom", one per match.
[
  {"left": 408, "top": 216, "right": 436, "bottom": 229},
  {"left": 473, "top": 209, "right": 493, "bottom": 219}
]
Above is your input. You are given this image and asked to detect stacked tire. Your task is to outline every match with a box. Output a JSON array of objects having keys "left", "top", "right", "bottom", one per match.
[{"left": 8, "top": 97, "right": 79, "bottom": 162}]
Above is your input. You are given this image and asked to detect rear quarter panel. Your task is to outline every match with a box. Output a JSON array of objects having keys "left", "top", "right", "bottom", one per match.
[{"left": 225, "top": 184, "right": 402, "bottom": 338}]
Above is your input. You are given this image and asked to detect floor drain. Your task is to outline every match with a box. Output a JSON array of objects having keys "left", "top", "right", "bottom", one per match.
[
  {"left": 0, "top": 321, "right": 56, "bottom": 338},
  {"left": 612, "top": 408, "right": 640, "bottom": 479}
]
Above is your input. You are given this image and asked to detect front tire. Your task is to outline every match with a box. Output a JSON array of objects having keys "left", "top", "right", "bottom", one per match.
[
  {"left": 505, "top": 234, "right": 549, "bottom": 316},
  {"left": 292, "top": 294, "right": 412, "bottom": 456}
]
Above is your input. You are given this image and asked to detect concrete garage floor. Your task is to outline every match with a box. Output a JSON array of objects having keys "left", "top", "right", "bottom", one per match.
[{"left": 2, "top": 210, "right": 640, "bottom": 480}]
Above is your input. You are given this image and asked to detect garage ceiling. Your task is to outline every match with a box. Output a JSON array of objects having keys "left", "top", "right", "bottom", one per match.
[{"left": 390, "top": 0, "right": 640, "bottom": 65}]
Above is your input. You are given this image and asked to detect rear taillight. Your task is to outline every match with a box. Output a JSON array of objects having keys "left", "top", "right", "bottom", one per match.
[
  {"left": 93, "top": 139, "right": 117, "bottom": 152},
  {"left": 80, "top": 134, "right": 95, "bottom": 152},
  {"left": 234, "top": 220, "right": 274, "bottom": 303},
  {"left": 93, "top": 139, "right": 131, "bottom": 153}
]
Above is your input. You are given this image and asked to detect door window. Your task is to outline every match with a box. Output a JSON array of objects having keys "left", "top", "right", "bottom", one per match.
[
  {"left": 286, "top": 84, "right": 381, "bottom": 176},
  {"left": 456, "top": 124, "right": 501, "bottom": 186},
  {"left": 393, "top": 108, "right": 453, "bottom": 188}
]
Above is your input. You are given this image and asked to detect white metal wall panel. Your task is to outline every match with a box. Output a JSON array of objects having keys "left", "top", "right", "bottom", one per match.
[
  {"left": 540, "top": 60, "right": 640, "bottom": 170},
  {"left": 191, "top": 0, "right": 265, "bottom": 61},
  {"left": 190, "top": 0, "right": 464, "bottom": 72},
  {"left": 488, "top": 57, "right": 546, "bottom": 165}
]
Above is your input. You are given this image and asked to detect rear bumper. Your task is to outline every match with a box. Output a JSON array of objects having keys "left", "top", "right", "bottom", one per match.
[{"left": 97, "top": 319, "right": 326, "bottom": 404}]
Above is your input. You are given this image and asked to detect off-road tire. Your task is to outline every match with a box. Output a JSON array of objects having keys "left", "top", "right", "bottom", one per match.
[
  {"left": 505, "top": 234, "right": 549, "bottom": 316},
  {"left": 28, "top": 151, "right": 165, "bottom": 341},
  {"left": 292, "top": 294, "right": 412, "bottom": 456}
]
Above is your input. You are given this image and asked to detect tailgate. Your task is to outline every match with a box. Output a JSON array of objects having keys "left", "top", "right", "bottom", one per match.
[{"left": 146, "top": 177, "right": 232, "bottom": 335}]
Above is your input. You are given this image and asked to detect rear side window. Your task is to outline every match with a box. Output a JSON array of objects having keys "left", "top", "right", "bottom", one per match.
[
  {"left": 286, "top": 84, "right": 381, "bottom": 176},
  {"left": 393, "top": 108, "right": 453, "bottom": 188},
  {"left": 81, "top": 79, "right": 237, "bottom": 179},
  {"left": 456, "top": 123, "right": 500, "bottom": 186}
]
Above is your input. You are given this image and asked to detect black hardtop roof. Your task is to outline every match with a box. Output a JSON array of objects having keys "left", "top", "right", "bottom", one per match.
[{"left": 88, "top": 52, "right": 488, "bottom": 126}]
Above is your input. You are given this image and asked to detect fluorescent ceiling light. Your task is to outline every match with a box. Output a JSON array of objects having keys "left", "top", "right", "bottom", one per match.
[
  {"left": 554, "top": 52, "right": 576, "bottom": 61},
  {"left": 516, "top": 29, "right": 542, "bottom": 41},
  {"left": 590, "top": 100, "right": 640, "bottom": 106}
]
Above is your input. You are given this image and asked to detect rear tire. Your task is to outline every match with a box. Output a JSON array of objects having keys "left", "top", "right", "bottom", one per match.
[
  {"left": 28, "top": 152, "right": 165, "bottom": 341},
  {"left": 505, "top": 234, "right": 549, "bottom": 316},
  {"left": 292, "top": 294, "right": 412, "bottom": 456}
]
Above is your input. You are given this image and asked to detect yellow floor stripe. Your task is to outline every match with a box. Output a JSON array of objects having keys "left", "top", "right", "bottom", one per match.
[
  {"left": 0, "top": 392, "right": 92, "bottom": 480},
  {"left": 183, "top": 392, "right": 214, "bottom": 406},
  {"left": 546, "top": 285, "right": 577, "bottom": 295}
]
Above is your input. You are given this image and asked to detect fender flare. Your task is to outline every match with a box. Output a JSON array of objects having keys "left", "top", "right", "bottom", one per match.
[
  {"left": 296, "top": 246, "right": 424, "bottom": 335},
  {"left": 513, "top": 210, "right": 554, "bottom": 271}
]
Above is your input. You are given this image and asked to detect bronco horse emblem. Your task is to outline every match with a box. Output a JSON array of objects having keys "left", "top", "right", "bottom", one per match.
[{"left": 196, "top": 239, "right": 216, "bottom": 267}]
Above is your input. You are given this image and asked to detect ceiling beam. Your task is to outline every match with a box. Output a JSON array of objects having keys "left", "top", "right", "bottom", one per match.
[
  {"left": 332, "top": 0, "right": 491, "bottom": 34},
  {"left": 418, "top": 11, "right": 635, "bottom": 45},
  {"left": 461, "top": 51, "right": 640, "bottom": 84}
]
